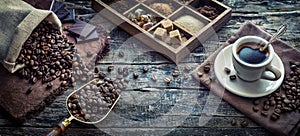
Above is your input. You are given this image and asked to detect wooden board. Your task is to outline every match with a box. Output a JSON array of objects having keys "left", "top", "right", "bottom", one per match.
[{"left": 91, "top": 0, "right": 231, "bottom": 63}]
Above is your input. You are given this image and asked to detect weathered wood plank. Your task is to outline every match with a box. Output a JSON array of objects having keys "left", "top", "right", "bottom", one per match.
[{"left": 0, "top": 127, "right": 272, "bottom": 136}]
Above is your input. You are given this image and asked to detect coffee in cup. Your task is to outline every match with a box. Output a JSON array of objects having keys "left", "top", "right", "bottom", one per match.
[{"left": 232, "top": 36, "right": 282, "bottom": 82}]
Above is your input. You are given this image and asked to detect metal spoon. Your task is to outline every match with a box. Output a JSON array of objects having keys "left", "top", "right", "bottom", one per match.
[{"left": 260, "top": 24, "right": 287, "bottom": 52}]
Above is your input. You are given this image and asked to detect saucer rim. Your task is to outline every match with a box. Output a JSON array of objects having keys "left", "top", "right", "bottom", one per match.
[{"left": 214, "top": 44, "right": 285, "bottom": 98}]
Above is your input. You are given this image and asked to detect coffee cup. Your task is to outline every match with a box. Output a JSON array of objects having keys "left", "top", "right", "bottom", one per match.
[{"left": 232, "top": 36, "right": 282, "bottom": 82}]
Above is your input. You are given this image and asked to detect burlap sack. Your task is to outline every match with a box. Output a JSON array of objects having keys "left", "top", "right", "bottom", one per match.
[{"left": 0, "top": 0, "right": 61, "bottom": 73}]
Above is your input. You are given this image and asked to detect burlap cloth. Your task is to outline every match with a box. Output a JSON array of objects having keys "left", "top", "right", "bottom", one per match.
[
  {"left": 192, "top": 22, "right": 300, "bottom": 136},
  {"left": 0, "top": 23, "right": 108, "bottom": 121}
]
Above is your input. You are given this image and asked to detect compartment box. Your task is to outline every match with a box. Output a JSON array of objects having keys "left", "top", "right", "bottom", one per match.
[{"left": 92, "top": 0, "right": 231, "bottom": 63}]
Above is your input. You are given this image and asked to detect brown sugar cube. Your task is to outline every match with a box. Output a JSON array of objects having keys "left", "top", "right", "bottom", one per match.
[
  {"left": 161, "top": 19, "right": 173, "bottom": 32},
  {"left": 169, "top": 30, "right": 182, "bottom": 44},
  {"left": 154, "top": 27, "right": 167, "bottom": 41}
]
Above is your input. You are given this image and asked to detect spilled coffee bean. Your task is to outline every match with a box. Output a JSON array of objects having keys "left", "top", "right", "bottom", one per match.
[
  {"left": 229, "top": 75, "right": 237, "bottom": 80},
  {"left": 133, "top": 72, "right": 139, "bottom": 79},
  {"left": 240, "top": 120, "right": 249, "bottom": 127},
  {"left": 224, "top": 67, "right": 231, "bottom": 74},
  {"left": 164, "top": 77, "right": 171, "bottom": 84},
  {"left": 231, "top": 118, "right": 237, "bottom": 126},
  {"left": 252, "top": 106, "right": 259, "bottom": 112},
  {"left": 197, "top": 71, "right": 203, "bottom": 77},
  {"left": 151, "top": 74, "right": 157, "bottom": 82},
  {"left": 143, "top": 66, "right": 149, "bottom": 73},
  {"left": 204, "top": 65, "right": 211, "bottom": 73},
  {"left": 172, "top": 70, "right": 180, "bottom": 77},
  {"left": 184, "top": 64, "right": 192, "bottom": 71},
  {"left": 107, "top": 66, "right": 114, "bottom": 72}
]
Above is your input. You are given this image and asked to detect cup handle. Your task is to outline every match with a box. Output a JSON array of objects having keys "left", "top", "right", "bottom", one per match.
[{"left": 261, "top": 65, "right": 282, "bottom": 81}]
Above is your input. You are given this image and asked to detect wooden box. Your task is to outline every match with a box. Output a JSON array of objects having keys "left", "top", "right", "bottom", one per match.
[{"left": 92, "top": 0, "right": 231, "bottom": 63}]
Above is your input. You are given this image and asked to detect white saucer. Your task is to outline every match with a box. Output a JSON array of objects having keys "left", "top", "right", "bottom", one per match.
[{"left": 214, "top": 45, "right": 285, "bottom": 98}]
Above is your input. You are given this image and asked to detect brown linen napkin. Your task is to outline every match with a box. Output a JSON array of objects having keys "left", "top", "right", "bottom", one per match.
[
  {"left": 192, "top": 22, "right": 300, "bottom": 136},
  {"left": 0, "top": 24, "right": 108, "bottom": 121}
]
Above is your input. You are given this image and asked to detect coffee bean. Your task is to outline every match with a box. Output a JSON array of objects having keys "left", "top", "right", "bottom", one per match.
[
  {"left": 274, "top": 108, "right": 281, "bottom": 114},
  {"left": 261, "top": 111, "right": 268, "bottom": 117},
  {"left": 283, "top": 99, "right": 291, "bottom": 104},
  {"left": 231, "top": 118, "right": 237, "bottom": 126},
  {"left": 229, "top": 75, "right": 236, "bottom": 80},
  {"left": 228, "top": 36, "right": 237, "bottom": 44},
  {"left": 118, "top": 51, "right": 124, "bottom": 57},
  {"left": 276, "top": 104, "right": 282, "bottom": 109},
  {"left": 105, "top": 36, "right": 110, "bottom": 45},
  {"left": 107, "top": 66, "right": 114, "bottom": 72},
  {"left": 117, "top": 67, "right": 123, "bottom": 74},
  {"left": 224, "top": 67, "right": 231, "bottom": 74},
  {"left": 172, "top": 70, "right": 180, "bottom": 77},
  {"left": 164, "top": 77, "right": 171, "bottom": 84},
  {"left": 270, "top": 100, "right": 276, "bottom": 106},
  {"left": 31, "top": 77, "right": 37, "bottom": 84},
  {"left": 184, "top": 65, "right": 192, "bottom": 71},
  {"left": 94, "top": 67, "right": 99, "bottom": 73},
  {"left": 183, "top": 74, "right": 189, "bottom": 80},
  {"left": 123, "top": 67, "right": 129, "bottom": 76},
  {"left": 61, "top": 81, "right": 68, "bottom": 87},
  {"left": 151, "top": 74, "right": 157, "bottom": 82},
  {"left": 25, "top": 87, "right": 33, "bottom": 95},
  {"left": 99, "top": 72, "right": 106, "bottom": 79},
  {"left": 47, "top": 82, "right": 53, "bottom": 89},
  {"left": 197, "top": 71, "right": 203, "bottom": 77},
  {"left": 253, "top": 106, "right": 259, "bottom": 112},
  {"left": 204, "top": 65, "right": 210, "bottom": 73},
  {"left": 271, "top": 114, "right": 280, "bottom": 121},
  {"left": 133, "top": 72, "right": 139, "bottom": 79},
  {"left": 263, "top": 105, "right": 270, "bottom": 110},
  {"left": 264, "top": 100, "right": 270, "bottom": 105},
  {"left": 253, "top": 100, "right": 260, "bottom": 105},
  {"left": 143, "top": 66, "right": 148, "bottom": 73},
  {"left": 240, "top": 120, "right": 248, "bottom": 127}
]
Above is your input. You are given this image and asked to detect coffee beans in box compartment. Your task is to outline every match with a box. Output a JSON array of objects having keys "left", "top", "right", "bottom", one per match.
[
  {"left": 253, "top": 61, "right": 300, "bottom": 121},
  {"left": 197, "top": 5, "right": 220, "bottom": 20},
  {"left": 67, "top": 80, "right": 120, "bottom": 122},
  {"left": 16, "top": 20, "right": 75, "bottom": 90}
]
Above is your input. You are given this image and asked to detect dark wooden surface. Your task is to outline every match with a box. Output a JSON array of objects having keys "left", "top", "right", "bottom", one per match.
[{"left": 0, "top": 0, "right": 300, "bottom": 135}]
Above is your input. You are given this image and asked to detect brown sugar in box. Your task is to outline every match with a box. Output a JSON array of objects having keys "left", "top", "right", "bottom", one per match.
[
  {"left": 154, "top": 27, "right": 168, "bottom": 41},
  {"left": 169, "top": 30, "right": 182, "bottom": 44},
  {"left": 161, "top": 19, "right": 173, "bottom": 32}
]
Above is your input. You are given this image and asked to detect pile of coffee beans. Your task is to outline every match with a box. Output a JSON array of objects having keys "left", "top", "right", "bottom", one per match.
[
  {"left": 16, "top": 21, "right": 75, "bottom": 89},
  {"left": 67, "top": 80, "right": 120, "bottom": 122},
  {"left": 197, "top": 5, "right": 219, "bottom": 20},
  {"left": 253, "top": 61, "right": 300, "bottom": 121}
]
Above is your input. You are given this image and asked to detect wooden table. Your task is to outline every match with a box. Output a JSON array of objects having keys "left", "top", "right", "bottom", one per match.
[{"left": 0, "top": 0, "right": 299, "bottom": 135}]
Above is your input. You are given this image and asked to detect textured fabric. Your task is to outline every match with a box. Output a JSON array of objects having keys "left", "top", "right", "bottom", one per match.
[
  {"left": 192, "top": 22, "right": 300, "bottom": 136},
  {"left": 0, "top": 0, "right": 61, "bottom": 73}
]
